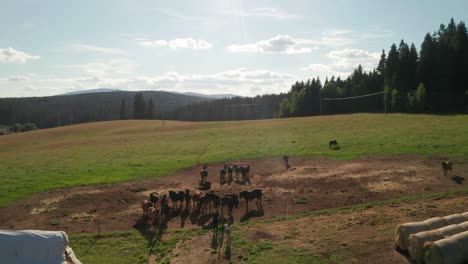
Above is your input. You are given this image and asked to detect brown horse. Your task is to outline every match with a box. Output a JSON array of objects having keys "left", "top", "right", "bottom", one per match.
[
  {"left": 239, "top": 189, "right": 262, "bottom": 211},
  {"left": 442, "top": 161, "right": 452, "bottom": 177}
]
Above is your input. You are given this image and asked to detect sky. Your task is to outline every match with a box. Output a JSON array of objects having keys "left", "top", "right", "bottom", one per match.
[{"left": 1, "top": 0, "right": 468, "bottom": 98}]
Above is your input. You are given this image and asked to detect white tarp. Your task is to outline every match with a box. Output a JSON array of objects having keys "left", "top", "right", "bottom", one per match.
[{"left": 0, "top": 230, "right": 81, "bottom": 264}]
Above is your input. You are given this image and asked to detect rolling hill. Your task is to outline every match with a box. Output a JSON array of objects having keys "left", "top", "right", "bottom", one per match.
[{"left": 0, "top": 113, "right": 467, "bottom": 207}]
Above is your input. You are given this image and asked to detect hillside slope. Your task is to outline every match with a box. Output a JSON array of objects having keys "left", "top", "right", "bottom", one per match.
[{"left": 0, "top": 113, "right": 467, "bottom": 206}]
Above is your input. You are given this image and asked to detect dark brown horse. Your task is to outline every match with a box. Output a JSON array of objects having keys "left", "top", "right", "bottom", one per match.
[
  {"left": 239, "top": 189, "right": 262, "bottom": 211},
  {"left": 200, "top": 169, "right": 208, "bottom": 183},
  {"left": 169, "top": 190, "right": 185, "bottom": 209},
  {"left": 202, "top": 191, "right": 220, "bottom": 215},
  {"left": 221, "top": 193, "right": 239, "bottom": 217},
  {"left": 149, "top": 192, "right": 159, "bottom": 208},
  {"left": 184, "top": 189, "right": 191, "bottom": 208},
  {"left": 220, "top": 167, "right": 227, "bottom": 184}
]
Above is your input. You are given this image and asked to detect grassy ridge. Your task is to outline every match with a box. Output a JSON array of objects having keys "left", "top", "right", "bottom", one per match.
[{"left": 1, "top": 114, "right": 467, "bottom": 206}]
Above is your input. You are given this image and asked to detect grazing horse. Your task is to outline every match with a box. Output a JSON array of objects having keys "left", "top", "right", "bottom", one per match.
[
  {"left": 191, "top": 190, "right": 205, "bottom": 210},
  {"left": 239, "top": 189, "right": 262, "bottom": 212},
  {"left": 202, "top": 192, "right": 220, "bottom": 215},
  {"left": 184, "top": 189, "right": 191, "bottom": 208},
  {"left": 220, "top": 167, "right": 227, "bottom": 184},
  {"left": 442, "top": 161, "right": 453, "bottom": 177},
  {"left": 233, "top": 165, "right": 240, "bottom": 181},
  {"left": 141, "top": 200, "right": 152, "bottom": 216},
  {"left": 227, "top": 166, "right": 233, "bottom": 182},
  {"left": 169, "top": 190, "right": 185, "bottom": 209},
  {"left": 329, "top": 140, "right": 338, "bottom": 149},
  {"left": 149, "top": 192, "right": 159, "bottom": 208}
]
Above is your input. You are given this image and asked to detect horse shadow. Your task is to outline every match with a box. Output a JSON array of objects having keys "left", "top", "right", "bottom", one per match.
[
  {"left": 224, "top": 242, "right": 231, "bottom": 260},
  {"left": 240, "top": 206, "right": 264, "bottom": 222},
  {"left": 199, "top": 181, "right": 212, "bottom": 190},
  {"left": 189, "top": 209, "right": 211, "bottom": 228},
  {"left": 132, "top": 215, "right": 165, "bottom": 248},
  {"left": 180, "top": 207, "right": 190, "bottom": 228},
  {"left": 234, "top": 180, "right": 249, "bottom": 185},
  {"left": 452, "top": 175, "right": 465, "bottom": 184}
]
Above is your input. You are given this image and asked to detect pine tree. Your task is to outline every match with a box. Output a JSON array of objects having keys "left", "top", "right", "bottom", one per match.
[
  {"left": 119, "top": 99, "right": 128, "bottom": 120},
  {"left": 146, "top": 98, "right": 154, "bottom": 119},
  {"left": 385, "top": 43, "right": 399, "bottom": 90},
  {"left": 133, "top": 93, "right": 146, "bottom": 119},
  {"left": 377, "top": 50, "right": 386, "bottom": 75}
]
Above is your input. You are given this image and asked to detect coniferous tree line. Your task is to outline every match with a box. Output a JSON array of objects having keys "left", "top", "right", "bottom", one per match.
[
  {"left": 279, "top": 18, "right": 468, "bottom": 116},
  {"left": 166, "top": 93, "right": 288, "bottom": 121},
  {"left": 0, "top": 91, "right": 210, "bottom": 128}
]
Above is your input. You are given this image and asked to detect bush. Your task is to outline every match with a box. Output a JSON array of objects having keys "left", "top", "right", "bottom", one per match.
[
  {"left": 21, "top": 123, "right": 38, "bottom": 132},
  {"left": 9, "top": 123, "right": 38, "bottom": 133}
]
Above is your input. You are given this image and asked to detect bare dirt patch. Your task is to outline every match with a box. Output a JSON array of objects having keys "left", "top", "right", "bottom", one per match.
[{"left": 0, "top": 155, "right": 465, "bottom": 236}]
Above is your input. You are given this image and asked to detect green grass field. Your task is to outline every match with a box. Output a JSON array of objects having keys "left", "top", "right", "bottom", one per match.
[{"left": 1, "top": 113, "right": 467, "bottom": 207}]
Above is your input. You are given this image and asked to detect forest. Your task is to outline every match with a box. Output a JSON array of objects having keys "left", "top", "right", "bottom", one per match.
[
  {"left": 173, "top": 18, "right": 468, "bottom": 119},
  {"left": 0, "top": 91, "right": 210, "bottom": 129}
]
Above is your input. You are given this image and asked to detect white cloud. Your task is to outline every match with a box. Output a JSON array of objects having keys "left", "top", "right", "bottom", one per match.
[
  {"left": 302, "top": 48, "right": 380, "bottom": 78},
  {"left": 230, "top": 29, "right": 391, "bottom": 55},
  {"left": 65, "top": 59, "right": 138, "bottom": 77},
  {"left": 71, "top": 43, "right": 125, "bottom": 54},
  {"left": 0, "top": 47, "right": 40, "bottom": 63},
  {"left": 1, "top": 68, "right": 295, "bottom": 97},
  {"left": 8, "top": 75, "right": 30, "bottom": 82},
  {"left": 138, "top": 38, "right": 212, "bottom": 50},
  {"left": 228, "top": 35, "right": 315, "bottom": 54}
]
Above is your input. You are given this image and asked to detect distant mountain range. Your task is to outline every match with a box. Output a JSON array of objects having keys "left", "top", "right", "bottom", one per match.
[
  {"left": 63, "top": 88, "right": 122, "bottom": 95},
  {"left": 181, "top": 92, "right": 241, "bottom": 99},
  {"left": 61, "top": 89, "right": 241, "bottom": 99}
]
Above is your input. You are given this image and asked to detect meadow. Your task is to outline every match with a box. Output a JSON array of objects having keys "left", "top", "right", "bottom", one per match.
[{"left": 1, "top": 113, "right": 467, "bottom": 207}]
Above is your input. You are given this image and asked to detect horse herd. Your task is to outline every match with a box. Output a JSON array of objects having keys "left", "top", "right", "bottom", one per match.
[
  {"left": 201, "top": 164, "right": 252, "bottom": 185},
  {"left": 140, "top": 188, "right": 262, "bottom": 227}
]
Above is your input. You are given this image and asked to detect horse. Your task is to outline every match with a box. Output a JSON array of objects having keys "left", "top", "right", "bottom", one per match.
[
  {"left": 149, "top": 192, "right": 159, "bottom": 208},
  {"left": 169, "top": 190, "right": 185, "bottom": 209},
  {"left": 184, "top": 189, "right": 191, "bottom": 208},
  {"left": 220, "top": 167, "right": 227, "bottom": 185},
  {"left": 202, "top": 191, "right": 220, "bottom": 215},
  {"left": 442, "top": 161, "right": 453, "bottom": 177},
  {"left": 191, "top": 190, "right": 204, "bottom": 210},
  {"left": 227, "top": 166, "right": 234, "bottom": 182},
  {"left": 141, "top": 200, "right": 152, "bottom": 216},
  {"left": 221, "top": 193, "right": 239, "bottom": 217},
  {"left": 329, "top": 140, "right": 338, "bottom": 149},
  {"left": 233, "top": 165, "right": 239, "bottom": 181},
  {"left": 200, "top": 169, "right": 208, "bottom": 183},
  {"left": 239, "top": 189, "right": 262, "bottom": 212},
  {"left": 239, "top": 165, "right": 251, "bottom": 184},
  {"left": 283, "top": 155, "right": 289, "bottom": 169},
  {"left": 160, "top": 194, "right": 169, "bottom": 218}
]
